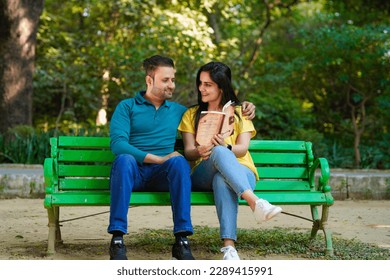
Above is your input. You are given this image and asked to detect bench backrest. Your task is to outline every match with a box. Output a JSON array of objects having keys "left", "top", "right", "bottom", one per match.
[
  {"left": 47, "top": 136, "right": 314, "bottom": 193},
  {"left": 251, "top": 140, "right": 314, "bottom": 192}
]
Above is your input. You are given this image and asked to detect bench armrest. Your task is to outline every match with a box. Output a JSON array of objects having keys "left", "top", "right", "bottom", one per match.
[
  {"left": 309, "top": 157, "right": 331, "bottom": 192},
  {"left": 44, "top": 158, "right": 54, "bottom": 188},
  {"left": 44, "top": 157, "right": 58, "bottom": 194}
]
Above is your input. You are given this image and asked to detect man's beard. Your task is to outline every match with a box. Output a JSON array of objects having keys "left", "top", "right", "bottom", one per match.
[{"left": 163, "top": 90, "right": 173, "bottom": 99}]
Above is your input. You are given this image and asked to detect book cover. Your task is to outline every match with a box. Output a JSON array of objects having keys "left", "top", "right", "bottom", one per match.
[{"left": 195, "top": 101, "right": 235, "bottom": 146}]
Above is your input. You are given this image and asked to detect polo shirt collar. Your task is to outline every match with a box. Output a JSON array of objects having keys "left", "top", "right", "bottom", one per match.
[{"left": 135, "top": 91, "right": 171, "bottom": 108}]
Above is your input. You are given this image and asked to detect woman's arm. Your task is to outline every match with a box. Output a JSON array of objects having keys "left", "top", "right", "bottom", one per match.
[
  {"left": 182, "top": 132, "right": 214, "bottom": 161},
  {"left": 212, "top": 131, "right": 252, "bottom": 158},
  {"left": 181, "top": 132, "right": 199, "bottom": 161}
]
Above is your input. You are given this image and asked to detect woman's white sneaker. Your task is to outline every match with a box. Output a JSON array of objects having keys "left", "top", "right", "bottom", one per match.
[
  {"left": 253, "top": 199, "right": 282, "bottom": 222},
  {"left": 221, "top": 246, "right": 240, "bottom": 260}
]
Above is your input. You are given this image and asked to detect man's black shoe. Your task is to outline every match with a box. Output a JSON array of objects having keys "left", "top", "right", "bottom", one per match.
[
  {"left": 172, "top": 236, "right": 195, "bottom": 260},
  {"left": 109, "top": 236, "right": 128, "bottom": 260}
]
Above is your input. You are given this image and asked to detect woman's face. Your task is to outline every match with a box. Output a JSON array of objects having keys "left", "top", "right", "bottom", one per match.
[{"left": 198, "top": 71, "right": 222, "bottom": 106}]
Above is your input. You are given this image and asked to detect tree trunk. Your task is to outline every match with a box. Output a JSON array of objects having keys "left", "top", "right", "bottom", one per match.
[
  {"left": 347, "top": 87, "right": 370, "bottom": 169},
  {"left": 353, "top": 129, "right": 362, "bottom": 168},
  {"left": 0, "top": 0, "right": 44, "bottom": 134}
]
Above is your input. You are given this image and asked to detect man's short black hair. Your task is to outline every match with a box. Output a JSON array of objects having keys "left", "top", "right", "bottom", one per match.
[{"left": 143, "top": 55, "right": 175, "bottom": 76}]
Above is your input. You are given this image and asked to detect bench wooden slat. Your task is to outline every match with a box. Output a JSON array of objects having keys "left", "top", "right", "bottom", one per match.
[
  {"left": 58, "top": 164, "right": 111, "bottom": 177},
  {"left": 59, "top": 178, "right": 311, "bottom": 192},
  {"left": 58, "top": 150, "right": 115, "bottom": 162},
  {"left": 46, "top": 191, "right": 329, "bottom": 206},
  {"left": 256, "top": 180, "right": 310, "bottom": 191},
  {"left": 249, "top": 140, "right": 306, "bottom": 151},
  {"left": 251, "top": 152, "right": 307, "bottom": 165},
  {"left": 48, "top": 192, "right": 172, "bottom": 205},
  {"left": 59, "top": 178, "right": 110, "bottom": 190},
  {"left": 58, "top": 167, "right": 310, "bottom": 184},
  {"left": 249, "top": 191, "right": 329, "bottom": 205},
  {"left": 257, "top": 167, "right": 307, "bottom": 179},
  {"left": 58, "top": 136, "right": 110, "bottom": 148}
]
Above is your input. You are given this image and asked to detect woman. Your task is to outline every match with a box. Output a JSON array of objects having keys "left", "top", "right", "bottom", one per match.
[{"left": 178, "top": 62, "right": 282, "bottom": 260}]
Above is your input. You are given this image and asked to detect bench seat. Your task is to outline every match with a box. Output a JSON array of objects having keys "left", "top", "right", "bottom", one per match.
[{"left": 44, "top": 136, "right": 334, "bottom": 256}]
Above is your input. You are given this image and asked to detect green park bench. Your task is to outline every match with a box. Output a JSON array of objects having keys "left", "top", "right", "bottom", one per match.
[{"left": 43, "top": 136, "right": 334, "bottom": 256}]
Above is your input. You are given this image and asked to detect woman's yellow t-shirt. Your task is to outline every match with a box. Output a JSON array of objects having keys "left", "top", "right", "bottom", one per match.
[{"left": 178, "top": 105, "right": 259, "bottom": 180}]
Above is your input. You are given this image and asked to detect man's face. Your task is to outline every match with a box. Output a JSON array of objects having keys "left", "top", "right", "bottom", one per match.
[{"left": 149, "top": 66, "right": 176, "bottom": 100}]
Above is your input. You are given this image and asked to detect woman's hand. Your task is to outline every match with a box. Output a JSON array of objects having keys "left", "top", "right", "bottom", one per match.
[
  {"left": 197, "top": 144, "right": 213, "bottom": 160},
  {"left": 211, "top": 134, "right": 226, "bottom": 147}
]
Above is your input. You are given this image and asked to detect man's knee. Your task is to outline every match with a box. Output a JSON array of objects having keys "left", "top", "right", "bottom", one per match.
[
  {"left": 115, "top": 154, "right": 136, "bottom": 164},
  {"left": 112, "top": 154, "right": 137, "bottom": 174},
  {"left": 166, "top": 156, "right": 191, "bottom": 174}
]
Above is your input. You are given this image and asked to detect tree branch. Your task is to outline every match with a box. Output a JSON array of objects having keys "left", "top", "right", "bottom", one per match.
[
  {"left": 239, "top": 0, "right": 299, "bottom": 78},
  {"left": 55, "top": 82, "right": 67, "bottom": 136}
]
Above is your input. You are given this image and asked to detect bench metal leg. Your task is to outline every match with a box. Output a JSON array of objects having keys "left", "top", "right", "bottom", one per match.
[
  {"left": 309, "top": 205, "right": 334, "bottom": 256},
  {"left": 47, "top": 206, "right": 62, "bottom": 255},
  {"left": 320, "top": 205, "right": 334, "bottom": 256},
  {"left": 310, "top": 205, "right": 320, "bottom": 237}
]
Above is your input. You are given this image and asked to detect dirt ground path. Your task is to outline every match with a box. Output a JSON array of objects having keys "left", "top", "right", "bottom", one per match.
[{"left": 0, "top": 198, "right": 389, "bottom": 260}]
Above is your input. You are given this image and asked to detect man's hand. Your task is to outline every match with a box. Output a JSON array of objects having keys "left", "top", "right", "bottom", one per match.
[
  {"left": 145, "top": 151, "right": 183, "bottom": 164},
  {"left": 242, "top": 101, "right": 256, "bottom": 120},
  {"left": 161, "top": 151, "right": 183, "bottom": 163}
]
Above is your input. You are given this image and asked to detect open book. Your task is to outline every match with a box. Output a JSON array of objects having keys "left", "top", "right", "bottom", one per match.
[{"left": 195, "top": 101, "right": 235, "bottom": 146}]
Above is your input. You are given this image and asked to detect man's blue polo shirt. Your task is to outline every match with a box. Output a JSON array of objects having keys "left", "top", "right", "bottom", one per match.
[{"left": 110, "top": 91, "right": 187, "bottom": 163}]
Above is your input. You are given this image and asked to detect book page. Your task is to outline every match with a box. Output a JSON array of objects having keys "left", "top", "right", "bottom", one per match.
[{"left": 195, "top": 112, "right": 225, "bottom": 146}]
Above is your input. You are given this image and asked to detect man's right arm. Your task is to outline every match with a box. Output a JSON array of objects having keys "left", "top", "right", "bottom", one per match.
[{"left": 110, "top": 101, "right": 148, "bottom": 163}]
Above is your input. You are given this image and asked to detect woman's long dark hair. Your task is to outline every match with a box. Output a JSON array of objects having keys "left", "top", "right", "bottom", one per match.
[{"left": 194, "top": 62, "right": 241, "bottom": 131}]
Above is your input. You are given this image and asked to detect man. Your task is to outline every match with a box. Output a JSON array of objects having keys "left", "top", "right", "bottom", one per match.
[{"left": 108, "top": 55, "right": 255, "bottom": 260}]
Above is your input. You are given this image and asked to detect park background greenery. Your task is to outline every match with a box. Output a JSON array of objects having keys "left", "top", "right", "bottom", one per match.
[{"left": 1, "top": 0, "right": 389, "bottom": 169}]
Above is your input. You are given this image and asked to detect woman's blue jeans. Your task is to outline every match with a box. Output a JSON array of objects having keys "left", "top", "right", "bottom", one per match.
[
  {"left": 191, "top": 146, "right": 256, "bottom": 241},
  {"left": 107, "top": 154, "right": 193, "bottom": 236}
]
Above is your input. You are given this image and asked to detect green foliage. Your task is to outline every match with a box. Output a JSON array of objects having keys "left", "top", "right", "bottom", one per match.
[
  {"left": 359, "top": 136, "right": 390, "bottom": 169},
  {"left": 28, "top": 0, "right": 390, "bottom": 169},
  {"left": 249, "top": 88, "right": 317, "bottom": 139},
  {"left": 294, "top": 23, "right": 389, "bottom": 167},
  {"left": 0, "top": 125, "right": 109, "bottom": 164},
  {"left": 34, "top": 0, "right": 218, "bottom": 132},
  {"left": 0, "top": 126, "right": 52, "bottom": 164},
  {"left": 253, "top": 3, "right": 390, "bottom": 168}
]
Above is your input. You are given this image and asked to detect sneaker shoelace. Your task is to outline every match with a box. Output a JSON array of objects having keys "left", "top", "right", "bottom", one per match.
[
  {"left": 221, "top": 246, "right": 237, "bottom": 257},
  {"left": 257, "top": 199, "right": 271, "bottom": 208}
]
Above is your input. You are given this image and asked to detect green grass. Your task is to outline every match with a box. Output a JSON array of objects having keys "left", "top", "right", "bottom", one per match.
[{"left": 125, "top": 226, "right": 390, "bottom": 260}]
